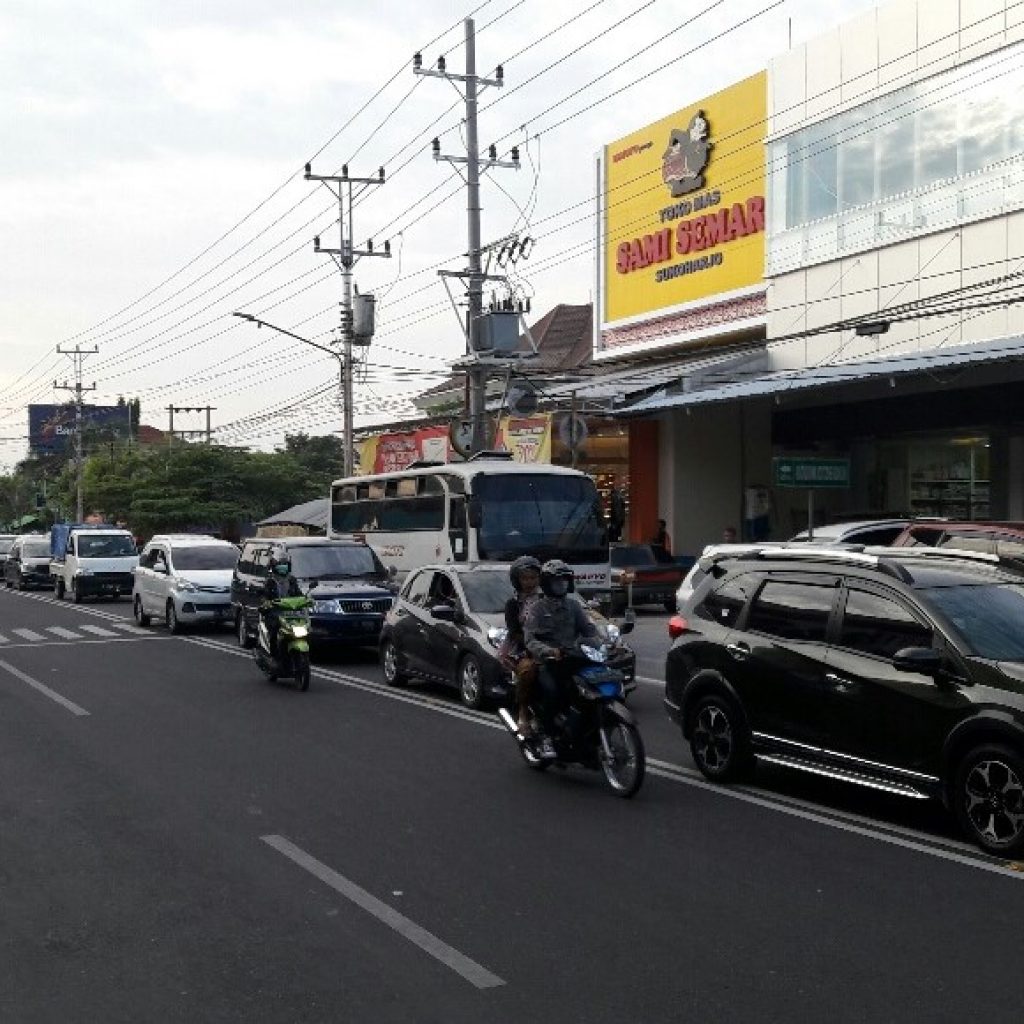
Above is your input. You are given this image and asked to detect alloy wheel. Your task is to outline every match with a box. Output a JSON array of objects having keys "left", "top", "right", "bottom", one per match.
[
  {"left": 962, "top": 757, "right": 1024, "bottom": 849},
  {"left": 459, "top": 656, "right": 483, "bottom": 709},
  {"left": 693, "top": 703, "right": 733, "bottom": 775}
]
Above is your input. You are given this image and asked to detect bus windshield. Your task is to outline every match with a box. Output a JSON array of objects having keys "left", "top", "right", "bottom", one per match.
[{"left": 473, "top": 474, "right": 606, "bottom": 562}]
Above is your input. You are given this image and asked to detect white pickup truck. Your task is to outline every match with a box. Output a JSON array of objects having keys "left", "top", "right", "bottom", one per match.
[{"left": 50, "top": 524, "right": 139, "bottom": 603}]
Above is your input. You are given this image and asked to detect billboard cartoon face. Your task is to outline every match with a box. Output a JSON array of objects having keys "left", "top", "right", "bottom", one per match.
[{"left": 662, "top": 112, "right": 712, "bottom": 197}]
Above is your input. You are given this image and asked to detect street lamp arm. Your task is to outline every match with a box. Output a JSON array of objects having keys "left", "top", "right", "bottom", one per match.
[{"left": 232, "top": 312, "right": 341, "bottom": 360}]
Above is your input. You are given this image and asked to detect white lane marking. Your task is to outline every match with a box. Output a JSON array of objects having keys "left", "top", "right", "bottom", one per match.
[
  {"left": 184, "top": 638, "right": 1024, "bottom": 881},
  {"left": 78, "top": 625, "right": 119, "bottom": 637},
  {"left": 0, "top": 659, "right": 90, "bottom": 717},
  {"left": 635, "top": 675, "right": 663, "bottom": 687},
  {"left": 108, "top": 621, "right": 144, "bottom": 632},
  {"left": 261, "top": 834, "right": 505, "bottom": 990},
  {"left": 11, "top": 628, "right": 45, "bottom": 641},
  {"left": 46, "top": 626, "right": 83, "bottom": 640}
]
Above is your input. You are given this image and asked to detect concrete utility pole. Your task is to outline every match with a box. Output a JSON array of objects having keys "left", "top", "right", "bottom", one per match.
[
  {"left": 304, "top": 163, "right": 389, "bottom": 477},
  {"left": 54, "top": 344, "right": 98, "bottom": 522},
  {"left": 415, "top": 19, "right": 520, "bottom": 454},
  {"left": 167, "top": 405, "right": 216, "bottom": 445}
]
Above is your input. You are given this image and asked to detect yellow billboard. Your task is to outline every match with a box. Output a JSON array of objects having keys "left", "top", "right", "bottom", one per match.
[{"left": 603, "top": 71, "right": 766, "bottom": 325}]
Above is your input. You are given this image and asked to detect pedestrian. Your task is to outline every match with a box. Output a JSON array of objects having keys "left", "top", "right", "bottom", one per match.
[
  {"left": 722, "top": 525, "right": 738, "bottom": 543},
  {"left": 651, "top": 518, "right": 671, "bottom": 555},
  {"left": 608, "top": 485, "right": 626, "bottom": 543}
]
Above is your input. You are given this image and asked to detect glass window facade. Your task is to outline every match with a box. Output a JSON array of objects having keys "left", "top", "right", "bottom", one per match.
[{"left": 768, "top": 43, "right": 1024, "bottom": 272}]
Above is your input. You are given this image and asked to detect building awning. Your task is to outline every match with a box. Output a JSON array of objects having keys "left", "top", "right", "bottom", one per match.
[
  {"left": 619, "top": 335, "right": 1024, "bottom": 415},
  {"left": 257, "top": 498, "right": 328, "bottom": 529},
  {"left": 540, "top": 345, "right": 770, "bottom": 408}
]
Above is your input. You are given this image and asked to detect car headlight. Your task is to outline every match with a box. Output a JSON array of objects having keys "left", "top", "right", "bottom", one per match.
[
  {"left": 291, "top": 625, "right": 310, "bottom": 639},
  {"left": 605, "top": 623, "right": 621, "bottom": 644},
  {"left": 487, "top": 627, "right": 508, "bottom": 650},
  {"left": 581, "top": 643, "right": 607, "bottom": 663},
  {"left": 174, "top": 577, "right": 198, "bottom": 592},
  {"left": 312, "top": 599, "right": 339, "bottom": 614}
]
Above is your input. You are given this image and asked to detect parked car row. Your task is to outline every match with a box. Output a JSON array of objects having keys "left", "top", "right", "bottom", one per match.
[
  {"left": 665, "top": 542, "right": 1024, "bottom": 858},
  {"left": 3, "top": 534, "right": 52, "bottom": 590}
]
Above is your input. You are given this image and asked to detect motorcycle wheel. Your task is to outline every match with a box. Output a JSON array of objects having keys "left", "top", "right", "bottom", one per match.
[
  {"left": 294, "top": 651, "right": 310, "bottom": 692},
  {"left": 599, "top": 721, "right": 645, "bottom": 798}
]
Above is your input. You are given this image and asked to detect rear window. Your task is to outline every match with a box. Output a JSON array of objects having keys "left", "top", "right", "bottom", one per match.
[
  {"left": 848, "top": 526, "right": 903, "bottom": 546},
  {"left": 747, "top": 581, "right": 835, "bottom": 642}
]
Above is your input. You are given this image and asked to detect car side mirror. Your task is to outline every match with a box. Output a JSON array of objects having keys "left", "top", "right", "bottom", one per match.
[
  {"left": 387, "top": 564, "right": 398, "bottom": 580},
  {"left": 430, "top": 603, "right": 457, "bottom": 622},
  {"left": 892, "top": 646, "right": 943, "bottom": 675},
  {"left": 153, "top": 564, "right": 168, "bottom": 574}
]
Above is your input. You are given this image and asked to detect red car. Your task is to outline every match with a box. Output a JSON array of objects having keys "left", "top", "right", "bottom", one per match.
[
  {"left": 892, "top": 521, "right": 1024, "bottom": 560},
  {"left": 610, "top": 543, "right": 690, "bottom": 614}
]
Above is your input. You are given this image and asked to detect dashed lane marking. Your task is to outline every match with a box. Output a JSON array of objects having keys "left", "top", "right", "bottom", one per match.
[
  {"left": 11, "top": 628, "right": 45, "bottom": 641},
  {"left": 78, "top": 625, "right": 120, "bottom": 638},
  {"left": 46, "top": 626, "right": 83, "bottom": 640}
]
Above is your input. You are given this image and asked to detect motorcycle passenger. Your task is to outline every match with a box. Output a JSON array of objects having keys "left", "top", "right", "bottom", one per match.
[
  {"left": 262, "top": 557, "right": 303, "bottom": 657},
  {"left": 501, "top": 556, "right": 543, "bottom": 735},
  {"left": 525, "top": 559, "right": 599, "bottom": 759}
]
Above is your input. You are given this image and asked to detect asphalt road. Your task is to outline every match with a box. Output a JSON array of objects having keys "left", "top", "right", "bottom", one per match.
[{"left": 2, "top": 587, "right": 1023, "bottom": 1023}]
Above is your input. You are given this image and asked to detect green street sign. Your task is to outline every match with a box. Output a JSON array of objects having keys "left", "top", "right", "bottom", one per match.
[{"left": 774, "top": 457, "right": 850, "bottom": 489}]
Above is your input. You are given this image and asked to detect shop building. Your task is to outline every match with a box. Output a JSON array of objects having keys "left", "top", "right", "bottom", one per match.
[{"left": 618, "top": 0, "right": 1024, "bottom": 549}]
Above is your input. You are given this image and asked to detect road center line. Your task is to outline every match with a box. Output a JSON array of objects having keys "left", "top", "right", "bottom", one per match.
[
  {"left": 0, "top": 659, "right": 90, "bottom": 717},
  {"left": 261, "top": 834, "right": 506, "bottom": 990}
]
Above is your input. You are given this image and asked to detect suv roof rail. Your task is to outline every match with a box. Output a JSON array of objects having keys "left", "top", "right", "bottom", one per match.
[
  {"left": 864, "top": 545, "right": 1001, "bottom": 566},
  {"left": 467, "top": 450, "right": 514, "bottom": 461}
]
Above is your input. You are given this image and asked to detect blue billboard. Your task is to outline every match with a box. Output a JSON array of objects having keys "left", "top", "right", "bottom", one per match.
[{"left": 28, "top": 403, "right": 132, "bottom": 455}]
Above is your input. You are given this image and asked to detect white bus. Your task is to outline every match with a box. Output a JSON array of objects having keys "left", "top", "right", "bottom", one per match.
[{"left": 328, "top": 455, "right": 610, "bottom": 596}]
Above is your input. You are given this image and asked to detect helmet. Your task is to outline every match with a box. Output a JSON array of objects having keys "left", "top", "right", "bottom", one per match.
[
  {"left": 539, "top": 559, "right": 574, "bottom": 598},
  {"left": 270, "top": 559, "right": 291, "bottom": 577},
  {"left": 509, "top": 555, "right": 542, "bottom": 590}
]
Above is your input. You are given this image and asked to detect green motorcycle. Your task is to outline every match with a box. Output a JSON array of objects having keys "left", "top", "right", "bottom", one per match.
[{"left": 255, "top": 596, "right": 312, "bottom": 691}]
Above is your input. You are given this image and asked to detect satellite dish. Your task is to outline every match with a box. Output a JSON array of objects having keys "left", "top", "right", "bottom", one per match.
[
  {"left": 506, "top": 381, "right": 539, "bottom": 417},
  {"left": 448, "top": 418, "right": 474, "bottom": 458}
]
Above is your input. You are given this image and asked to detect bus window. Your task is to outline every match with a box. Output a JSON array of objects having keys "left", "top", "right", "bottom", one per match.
[
  {"left": 396, "top": 478, "right": 418, "bottom": 497},
  {"left": 378, "top": 495, "right": 444, "bottom": 531}
]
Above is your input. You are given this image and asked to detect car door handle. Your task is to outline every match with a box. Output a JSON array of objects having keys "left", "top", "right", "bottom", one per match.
[{"left": 726, "top": 642, "right": 750, "bottom": 661}]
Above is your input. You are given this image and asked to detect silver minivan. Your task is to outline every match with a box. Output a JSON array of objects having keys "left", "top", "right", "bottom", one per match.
[{"left": 133, "top": 534, "right": 239, "bottom": 633}]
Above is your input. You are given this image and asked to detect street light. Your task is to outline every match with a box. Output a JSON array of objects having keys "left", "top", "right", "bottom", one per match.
[{"left": 232, "top": 312, "right": 353, "bottom": 472}]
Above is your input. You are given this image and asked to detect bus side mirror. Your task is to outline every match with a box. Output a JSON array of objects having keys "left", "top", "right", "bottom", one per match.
[
  {"left": 467, "top": 497, "right": 482, "bottom": 528},
  {"left": 387, "top": 565, "right": 398, "bottom": 580}
]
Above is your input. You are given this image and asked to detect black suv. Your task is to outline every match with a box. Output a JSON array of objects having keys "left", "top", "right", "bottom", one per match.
[
  {"left": 665, "top": 546, "right": 1024, "bottom": 856},
  {"left": 233, "top": 537, "right": 394, "bottom": 650}
]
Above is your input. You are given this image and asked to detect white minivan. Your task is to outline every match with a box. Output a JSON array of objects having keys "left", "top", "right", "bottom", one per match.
[{"left": 133, "top": 534, "right": 239, "bottom": 633}]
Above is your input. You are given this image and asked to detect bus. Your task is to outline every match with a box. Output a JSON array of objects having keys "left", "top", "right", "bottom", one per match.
[{"left": 328, "top": 455, "right": 610, "bottom": 596}]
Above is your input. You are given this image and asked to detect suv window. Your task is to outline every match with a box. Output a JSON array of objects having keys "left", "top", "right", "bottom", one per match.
[
  {"left": 697, "top": 574, "right": 752, "bottom": 627},
  {"left": 849, "top": 526, "right": 904, "bottom": 546},
  {"left": 747, "top": 580, "right": 835, "bottom": 642},
  {"left": 903, "top": 527, "right": 944, "bottom": 547},
  {"left": 838, "top": 589, "right": 933, "bottom": 660},
  {"left": 251, "top": 547, "right": 271, "bottom": 576}
]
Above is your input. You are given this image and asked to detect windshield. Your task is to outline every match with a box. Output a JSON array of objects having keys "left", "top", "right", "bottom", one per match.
[
  {"left": 23, "top": 541, "right": 50, "bottom": 558},
  {"left": 611, "top": 546, "right": 657, "bottom": 567},
  {"left": 77, "top": 534, "right": 136, "bottom": 558},
  {"left": 459, "top": 572, "right": 514, "bottom": 614},
  {"left": 922, "top": 583, "right": 1024, "bottom": 661},
  {"left": 474, "top": 474, "right": 607, "bottom": 563},
  {"left": 172, "top": 546, "right": 238, "bottom": 571},
  {"left": 290, "top": 545, "right": 383, "bottom": 580}
]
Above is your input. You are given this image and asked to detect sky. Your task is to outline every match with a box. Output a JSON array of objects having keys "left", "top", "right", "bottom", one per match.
[{"left": 0, "top": 0, "right": 878, "bottom": 468}]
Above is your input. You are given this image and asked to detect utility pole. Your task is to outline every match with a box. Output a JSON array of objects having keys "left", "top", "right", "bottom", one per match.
[
  {"left": 304, "top": 163, "right": 390, "bottom": 477},
  {"left": 54, "top": 344, "right": 98, "bottom": 522},
  {"left": 167, "top": 405, "right": 216, "bottom": 445},
  {"left": 415, "top": 21, "right": 520, "bottom": 454}
]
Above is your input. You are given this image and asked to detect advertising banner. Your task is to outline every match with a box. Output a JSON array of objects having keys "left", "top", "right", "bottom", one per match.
[
  {"left": 359, "top": 425, "right": 451, "bottom": 475},
  {"left": 602, "top": 71, "right": 766, "bottom": 326},
  {"left": 28, "top": 403, "right": 131, "bottom": 455},
  {"left": 495, "top": 414, "right": 552, "bottom": 464}
]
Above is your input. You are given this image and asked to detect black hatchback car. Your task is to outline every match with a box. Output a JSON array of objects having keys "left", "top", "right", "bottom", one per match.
[
  {"left": 380, "top": 564, "right": 637, "bottom": 709},
  {"left": 665, "top": 545, "right": 1024, "bottom": 856},
  {"left": 233, "top": 537, "right": 394, "bottom": 650}
]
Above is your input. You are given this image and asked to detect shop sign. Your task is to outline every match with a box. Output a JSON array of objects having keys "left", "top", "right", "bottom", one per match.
[
  {"left": 359, "top": 425, "right": 450, "bottom": 475},
  {"left": 496, "top": 414, "right": 552, "bottom": 464},
  {"left": 774, "top": 457, "right": 851, "bottom": 489},
  {"left": 602, "top": 72, "right": 766, "bottom": 326}
]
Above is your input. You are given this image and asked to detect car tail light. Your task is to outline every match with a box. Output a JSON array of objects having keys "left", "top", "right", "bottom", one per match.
[{"left": 668, "top": 615, "right": 688, "bottom": 639}]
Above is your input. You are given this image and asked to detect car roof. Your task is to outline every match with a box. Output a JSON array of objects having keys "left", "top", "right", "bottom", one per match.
[
  {"left": 791, "top": 519, "right": 909, "bottom": 540},
  {"left": 270, "top": 537, "right": 368, "bottom": 548},
  {"left": 924, "top": 521, "right": 1024, "bottom": 535},
  {"left": 412, "top": 563, "right": 508, "bottom": 574},
  {"left": 150, "top": 534, "right": 233, "bottom": 545}
]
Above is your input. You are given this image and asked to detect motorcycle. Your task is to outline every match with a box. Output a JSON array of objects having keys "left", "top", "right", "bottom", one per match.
[
  {"left": 255, "top": 596, "right": 312, "bottom": 691},
  {"left": 498, "top": 641, "right": 646, "bottom": 798}
]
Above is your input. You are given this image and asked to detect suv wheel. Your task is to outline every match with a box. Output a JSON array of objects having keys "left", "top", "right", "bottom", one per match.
[
  {"left": 134, "top": 596, "right": 151, "bottom": 627},
  {"left": 953, "top": 744, "right": 1024, "bottom": 856},
  {"left": 166, "top": 601, "right": 184, "bottom": 635},
  {"left": 689, "top": 692, "right": 751, "bottom": 783},
  {"left": 236, "top": 611, "right": 254, "bottom": 649}
]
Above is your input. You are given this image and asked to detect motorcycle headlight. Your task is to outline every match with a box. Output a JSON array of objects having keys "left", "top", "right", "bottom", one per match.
[
  {"left": 487, "top": 627, "right": 508, "bottom": 650},
  {"left": 581, "top": 643, "right": 607, "bottom": 663},
  {"left": 605, "top": 624, "right": 621, "bottom": 644},
  {"left": 312, "top": 599, "right": 339, "bottom": 614},
  {"left": 174, "top": 577, "right": 198, "bottom": 592},
  {"left": 291, "top": 626, "right": 310, "bottom": 639}
]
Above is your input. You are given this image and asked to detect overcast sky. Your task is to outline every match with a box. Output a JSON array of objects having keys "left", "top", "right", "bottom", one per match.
[{"left": 0, "top": 0, "right": 877, "bottom": 467}]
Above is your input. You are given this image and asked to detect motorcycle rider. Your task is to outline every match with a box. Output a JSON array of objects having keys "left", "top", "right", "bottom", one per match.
[
  {"left": 501, "top": 555, "right": 543, "bottom": 735},
  {"left": 262, "top": 556, "right": 304, "bottom": 658},
  {"left": 524, "top": 559, "right": 599, "bottom": 759}
]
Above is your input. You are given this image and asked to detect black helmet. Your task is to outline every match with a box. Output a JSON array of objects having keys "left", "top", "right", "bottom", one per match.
[
  {"left": 539, "top": 559, "right": 574, "bottom": 598},
  {"left": 509, "top": 555, "right": 542, "bottom": 590}
]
